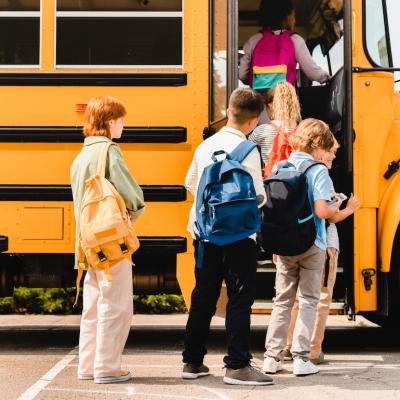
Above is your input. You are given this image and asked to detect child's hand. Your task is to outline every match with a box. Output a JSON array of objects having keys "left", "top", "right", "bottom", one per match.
[{"left": 346, "top": 193, "right": 360, "bottom": 213}]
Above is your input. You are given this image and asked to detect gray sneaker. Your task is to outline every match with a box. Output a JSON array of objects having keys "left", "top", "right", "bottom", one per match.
[
  {"left": 223, "top": 365, "right": 274, "bottom": 386},
  {"left": 182, "top": 363, "right": 210, "bottom": 379}
]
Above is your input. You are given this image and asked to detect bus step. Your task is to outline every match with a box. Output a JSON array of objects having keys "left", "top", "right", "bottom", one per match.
[
  {"left": 251, "top": 301, "right": 345, "bottom": 314},
  {"left": 257, "top": 263, "right": 344, "bottom": 273}
]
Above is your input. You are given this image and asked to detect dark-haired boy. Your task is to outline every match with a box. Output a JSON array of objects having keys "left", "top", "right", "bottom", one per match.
[{"left": 182, "top": 88, "right": 272, "bottom": 386}]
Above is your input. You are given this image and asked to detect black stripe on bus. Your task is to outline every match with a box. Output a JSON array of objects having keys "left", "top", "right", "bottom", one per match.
[
  {"left": 0, "top": 185, "right": 187, "bottom": 202},
  {"left": 138, "top": 236, "right": 187, "bottom": 254},
  {"left": 0, "top": 235, "right": 186, "bottom": 254},
  {"left": 0, "top": 236, "right": 8, "bottom": 253},
  {"left": 0, "top": 126, "right": 187, "bottom": 143},
  {"left": 0, "top": 73, "right": 187, "bottom": 86}
]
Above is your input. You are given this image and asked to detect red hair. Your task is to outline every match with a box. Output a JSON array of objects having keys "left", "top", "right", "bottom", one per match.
[{"left": 83, "top": 96, "right": 126, "bottom": 139}]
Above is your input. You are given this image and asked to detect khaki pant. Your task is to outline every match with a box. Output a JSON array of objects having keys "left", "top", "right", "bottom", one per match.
[
  {"left": 264, "top": 245, "right": 325, "bottom": 360},
  {"left": 78, "top": 258, "right": 133, "bottom": 378},
  {"left": 287, "top": 247, "right": 339, "bottom": 359}
]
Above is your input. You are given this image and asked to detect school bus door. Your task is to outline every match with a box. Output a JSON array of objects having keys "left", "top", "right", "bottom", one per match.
[{"left": 351, "top": 0, "right": 400, "bottom": 321}]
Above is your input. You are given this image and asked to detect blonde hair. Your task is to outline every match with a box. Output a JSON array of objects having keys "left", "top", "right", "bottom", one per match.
[
  {"left": 83, "top": 96, "right": 126, "bottom": 139},
  {"left": 290, "top": 118, "right": 335, "bottom": 153},
  {"left": 271, "top": 82, "right": 301, "bottom": 128},
  {"left": 331, "top": 136, "right": 340, "bottom": 152}
]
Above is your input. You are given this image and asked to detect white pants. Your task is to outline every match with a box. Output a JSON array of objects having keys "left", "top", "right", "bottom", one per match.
[{"left": 78, "top": 258, "right": 133, "bottom": 378}]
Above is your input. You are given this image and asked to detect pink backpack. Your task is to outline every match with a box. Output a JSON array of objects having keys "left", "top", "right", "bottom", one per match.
[{"left": 250, "top": 29, "right": 296, "bottom": 89}]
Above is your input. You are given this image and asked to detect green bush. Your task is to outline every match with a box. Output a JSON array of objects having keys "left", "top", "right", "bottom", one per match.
[
  {"left": 12, "top": 287, "right": 83, "bottom": 315},
  {"left": 0, "top": 287, "right": 185, "bottom": 314},
  {"left": 133, "top": 294, "right": 186, "bottom": 314},
  {"left": 0, "top": 297, "right": 14, "bottom": 314}
]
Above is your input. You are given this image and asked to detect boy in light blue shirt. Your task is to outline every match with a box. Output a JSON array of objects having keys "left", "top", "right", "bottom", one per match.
[
  {"left": 263, "top": 119, "right": 342, "bottom": 377},
  {"left": 288, "top": 151, "right": 332, "bottom": 250}
]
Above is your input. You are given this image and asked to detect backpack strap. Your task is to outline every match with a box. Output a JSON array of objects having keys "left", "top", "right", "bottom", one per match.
[
  {"left": 229, "top": 140, "right": 257, "bottom": 163},
  {"left": 96, "top": 142, "right": 114, "bottom": 177},
  {"left": 298, "top": 159, "right": 325, "bottom": 174}
]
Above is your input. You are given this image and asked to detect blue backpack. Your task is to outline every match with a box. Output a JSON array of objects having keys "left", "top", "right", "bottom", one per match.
[{"left": 195, "top": 140, "right": 261, "bottom": 267}]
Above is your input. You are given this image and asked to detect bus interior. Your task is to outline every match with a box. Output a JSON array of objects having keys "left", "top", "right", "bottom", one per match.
[{"left": 235, "top": 0, "right": 352, "bottom": 309}]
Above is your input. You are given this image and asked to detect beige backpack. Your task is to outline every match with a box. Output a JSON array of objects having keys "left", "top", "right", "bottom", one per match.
[{"left": 75, "top": 142, "right": 140, "bottom": 301}]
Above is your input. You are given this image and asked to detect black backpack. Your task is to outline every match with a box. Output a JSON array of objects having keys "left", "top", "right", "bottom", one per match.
[{"left": 261, "top": 159, "right": 324, "bottom": 256}]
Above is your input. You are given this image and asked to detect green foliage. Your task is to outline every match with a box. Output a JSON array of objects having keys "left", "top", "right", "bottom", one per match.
[
  {"left": 133, "top": 294, "right": 187, "bottom": 314},
  {"left": 11, "top": 287, "right": 83, "bottom": 315},
  {"left": 0, "top": 297, "right": 14, "bottom": 314},
  {"left": 0, "top": 287, "right": 185, "bottom": 314}
]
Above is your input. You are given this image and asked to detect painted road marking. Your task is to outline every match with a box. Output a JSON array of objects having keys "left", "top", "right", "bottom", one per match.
[
  {"left": 68, "top": 363, "right": 224, "bottom": 368},
  {"left": 200, "top": 385, "right": 232, "bottom": 400},
  {"left": 16, "top": 348, "right": 76, "bottom": 400}
]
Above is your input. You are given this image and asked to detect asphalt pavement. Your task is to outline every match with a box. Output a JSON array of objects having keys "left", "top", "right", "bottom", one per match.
[{"left": 1, "top": 314, "right": 399, "bottom": 400}]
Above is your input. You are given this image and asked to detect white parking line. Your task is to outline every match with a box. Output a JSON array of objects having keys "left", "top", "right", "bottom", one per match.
[
  {"left": 200, "top": 385, "right": 233, "bottom": 400},
  {"left": 43, "top": 387, "right": 216, "bottom": 399},
  {"left": 68, "top": 363, "right": 224, "bottom": 369},
  {"left": 16, "top": 348, "right": 77, "bottom": 400}
]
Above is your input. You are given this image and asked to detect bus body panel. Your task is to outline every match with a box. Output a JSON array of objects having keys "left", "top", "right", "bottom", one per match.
[{"left": 0, "top": 0, "right": 209, "bottom": 296}]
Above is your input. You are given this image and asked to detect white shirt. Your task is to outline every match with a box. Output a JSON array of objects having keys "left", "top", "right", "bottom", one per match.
[
  {"left": 327, "top": 177, "right": 340, "bottom": 251},
  {"left": 185, "top": 126, "right": 267, "bottom": 240}
]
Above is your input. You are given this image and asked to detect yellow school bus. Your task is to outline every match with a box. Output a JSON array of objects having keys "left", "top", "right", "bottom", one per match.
[{"left": 0, "top": 0, "right": 400, "bottom": 326}]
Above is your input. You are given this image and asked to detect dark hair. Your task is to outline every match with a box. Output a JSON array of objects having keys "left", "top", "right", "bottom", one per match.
[
  {"left": 256, "top": 88, "right": 275, "bottom": 106},
  {"left": 259, "top": 0, "right": 294, "bottom": 30},
  {"left": 228, "top": 88, "right": 264, "bottom": 124}
]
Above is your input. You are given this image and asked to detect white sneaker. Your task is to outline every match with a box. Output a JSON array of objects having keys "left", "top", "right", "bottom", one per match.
[
  {"left": 262, "top": 357, "right": 283, "bottom": 374},
  {"left": 293, "top": 359, "right": 319, "bottom": 376}
]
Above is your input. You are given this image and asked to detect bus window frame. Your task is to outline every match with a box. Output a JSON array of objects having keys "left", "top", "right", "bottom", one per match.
[
  {"left": 54, "top": 8, "right": 184, "bottom": 69},
  {"left": 0, "top": 10, "right": 41, "bottom": 69},
  {"left": 209, "top": 0, "right": 237, "bottom": 127},
  {"left": 362, "top": 0, "right": 393, "bottom": 68}
]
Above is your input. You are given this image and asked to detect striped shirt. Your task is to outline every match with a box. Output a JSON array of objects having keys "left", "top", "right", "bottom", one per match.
[{"left": 249, "top": 121, "right": 296, "bottom": 164}]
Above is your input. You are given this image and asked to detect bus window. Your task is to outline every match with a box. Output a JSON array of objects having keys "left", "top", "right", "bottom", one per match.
[
  {"left": 386, "top": 0, "right": 400, "bottom": 90},
  {"left": 312, "top": 45, "right": 330, "bottom": 86},
  {"left": 311, "top": 37, "right": 343, "bottom": 86},
  {"left": 56, "top": 0, "right": 182, "bottom": 67},
  {"left": 0, "top": 0, "right": 40, "bottom": 67},
  {"left": 364, "top": 0, "right": 389, "bottom": 67},
  {"left": 57, "top": 0, "right": 182, "bottom": 11}
]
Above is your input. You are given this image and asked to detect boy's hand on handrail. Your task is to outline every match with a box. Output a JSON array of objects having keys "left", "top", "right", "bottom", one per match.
[{"left": 345, "top": 193, "right": 360, "bottom": 214}]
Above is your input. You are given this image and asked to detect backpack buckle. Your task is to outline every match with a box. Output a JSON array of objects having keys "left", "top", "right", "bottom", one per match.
[
  {"left": 97, "top": 250, "right": 107, "bottom": 262},
  {"left": 119, "top": 242, "right": 129, "bottom": 254}
]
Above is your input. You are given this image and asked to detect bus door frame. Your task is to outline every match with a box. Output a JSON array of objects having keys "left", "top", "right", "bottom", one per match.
[{"left": 207, "top": 0, "right": 238, "bottom": 138}]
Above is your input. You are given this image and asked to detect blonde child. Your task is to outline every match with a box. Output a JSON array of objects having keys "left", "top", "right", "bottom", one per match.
[
  {"left": 263, "top": 119, "right": 341, "bottom": 377},
  {"left": 249, "top": 81, "right": 301, "bottom": 174},
  {"left": 284, "top": 143, "right": 360, "bottom": 364},
  {"left": 71, "top": 96, "right": 145, "bottom": 384}
]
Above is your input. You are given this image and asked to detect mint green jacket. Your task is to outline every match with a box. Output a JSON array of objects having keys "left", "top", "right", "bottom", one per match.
[{"left": 70, "top": 136, "right": 145, "bottom": 268}]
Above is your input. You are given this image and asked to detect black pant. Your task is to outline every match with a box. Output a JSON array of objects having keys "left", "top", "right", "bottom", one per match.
[{"left": 182, "top": 238, "right": 257, "bottom": 369}]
